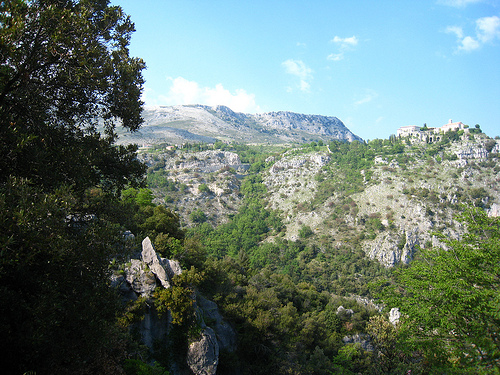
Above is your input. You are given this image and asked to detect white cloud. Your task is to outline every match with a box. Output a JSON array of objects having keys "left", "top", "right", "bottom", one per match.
[
  {"left": 476, "top": 15, "right": 500, "bottom": 43},
  {"left": 147, "top": 77, "right": 260, "bottom": 113},
  {"left": 445, "top": 25, "right": 463, "bottom": 39},
  {"left": 282, "top": 59, "right": 313, "bottom": 92},
  {"left": 447, "top": 15, "right": 500, "bottom": 52},
  {"left": 354, "top": 89, "right": 378, "bottom": 106},
  {"left": 327, "top": 53, "right": 344, "bottom": 62},
  {"left": 438, "top": 0, "right": 482, "bottom": 7},
  {"left": 332, "top": 36, "right": 359, "bottom": 47},
  {"left": 328, "top": 35, "right": 358, "bottom": 61},
  {"left": 459, "top": 35, "right": 481, "bottom": 51}
]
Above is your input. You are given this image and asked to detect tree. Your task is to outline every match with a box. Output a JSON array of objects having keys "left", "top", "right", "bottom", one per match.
[
  {"left": 0, "top": 1, "right": 145, "bottom": 373},
  {"left": 382, "top": 206, "right": 500, "bottom": 372},
  {"left": 299, "top": 224, "right": 314, "bottom": 239},
  {"left": 0, "top": 0, "right": 146, "bottom": 191},
  {"left": 189, "top": 208, "right": 208, "bottom": 223}
]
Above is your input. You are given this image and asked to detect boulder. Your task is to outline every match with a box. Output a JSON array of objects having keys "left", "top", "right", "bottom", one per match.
[
  {"left": 142, "top": 237, "right": 171, "bottom": 288},
  {"left": 389, "top": 307, "right": 400, "bottom": 326},
  {"left": 336, "top": 305, "right": 354, "bottom": 317},
  {"left": 125, "top": 259, "right": 157, "bottom": 297},
  {"left": 161, "top": 258, "right": 183, "bottom": 280},
  {"left": 187, "top": 327, "right": 219, "bottom": 375},
  {"left": 197, "top": 296, "right": 237, "bottom": 352}
]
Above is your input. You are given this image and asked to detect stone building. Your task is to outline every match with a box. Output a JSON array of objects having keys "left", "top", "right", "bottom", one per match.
[{"left": 397, "top": 119, "right": 468, "bottom": 143}]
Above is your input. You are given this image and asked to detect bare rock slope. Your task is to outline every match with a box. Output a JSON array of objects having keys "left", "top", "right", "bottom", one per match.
[{"left": 116, "top": 104, "right": 362, "bottom": 145}]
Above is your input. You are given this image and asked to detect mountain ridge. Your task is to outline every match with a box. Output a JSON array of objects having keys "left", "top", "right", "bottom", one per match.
[{"left": 115, "top": 104, "right": 363, "bottom": 145}]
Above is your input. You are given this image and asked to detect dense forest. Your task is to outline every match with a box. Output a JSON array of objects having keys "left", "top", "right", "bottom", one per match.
[{"left": 1, "top": 1, "right": 500, "bottom": 375}]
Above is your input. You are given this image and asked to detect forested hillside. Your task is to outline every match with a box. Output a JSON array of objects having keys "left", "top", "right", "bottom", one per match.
[{"left": 133, "top": 129, "right": 500, "bottom": 374}]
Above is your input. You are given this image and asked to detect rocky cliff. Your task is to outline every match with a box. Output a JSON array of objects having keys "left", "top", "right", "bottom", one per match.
[{"left": 112, "top": 237, "right": 236, "bottom": 375}]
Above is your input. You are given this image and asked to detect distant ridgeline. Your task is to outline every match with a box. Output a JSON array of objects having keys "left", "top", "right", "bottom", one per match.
[{"left": 115, "top": 104, "right": 363, "bottom": 146}]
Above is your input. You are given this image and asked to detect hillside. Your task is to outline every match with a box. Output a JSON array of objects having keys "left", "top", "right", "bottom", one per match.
[
  {"left": 142, "top": 130, "right": 500, "bottom": 268},
  {"left": 116, "top": 104, "right": 362, "bottom": 145},
  {"left": 129, "top": 126, "right": 500, "bottom": 374}
]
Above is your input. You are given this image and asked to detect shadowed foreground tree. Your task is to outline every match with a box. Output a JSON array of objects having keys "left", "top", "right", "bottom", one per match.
[
  {"left": 0, "top": 0, "right": 145, "bottom": 190},
  {"left": 0, "top": 0, "right": 145, "bottom": 373},
  {"left": 382, "top": 206, "right": 500, "bottom": 373}
]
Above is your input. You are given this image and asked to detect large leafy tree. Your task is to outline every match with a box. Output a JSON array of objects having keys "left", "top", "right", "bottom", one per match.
[
  {"left": 0, "top": 0, "right": 145, "bottom": 191},
  {"left": 0, "top": 1, "right": 146, "bottom": 373},
  {"left": 382, "top": 207, "right": 500, "bottom": 372}
]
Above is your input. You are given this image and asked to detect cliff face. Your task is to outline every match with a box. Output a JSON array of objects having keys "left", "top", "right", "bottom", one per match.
[{"left": 115, "top": 104, "right": 362, "bottom": 145}]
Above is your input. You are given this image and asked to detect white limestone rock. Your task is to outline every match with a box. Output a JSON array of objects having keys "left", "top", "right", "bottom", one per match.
[
  {"left": 187, "top": 327, "right": 219, "bottom": 375},
  {"left": 389, "top": 308, "right": 401, "bottom": 326},
  {"left": 161, "top": 258, "right": 183, "bottom": 280},
  {"left": 125, "top": 259, "right": 157, "bottom": 297},
  {"left": 142, "top": 237, "right": 171, "bottom": 289}
]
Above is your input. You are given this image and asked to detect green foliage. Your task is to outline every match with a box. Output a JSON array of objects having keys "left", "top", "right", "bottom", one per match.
[
  {"left": 140, "top": 205, "right": 184, "bottom": 240},
  {"left": 189, "top": 208, "right": 208, "bottom": 224},
  {"left": 0, "top": 1, "right": 146, "bottom": 372},
  {"left": 155, "top": 233, "right": 206, "bottom": 269},
  {"left": 365, "top": 315, "right": 418, "bottom": 374},
  {"left": 0, "top": 0, "right": 146, "bottom": 193},
  {"left": 118, "top": 297, "right": 149, "bottom": 328},
  {"left": 0, "top": 179, "right": 130, "bottom": 374},
  {"left": 193, "top": 198, "right": 282, "bottom": 258},
  {"left": 152, "top": 233, "right": 182, "bottom": 258},
  {"left": 147, "top": 170, "right": 178, "bottom": 191},
  {"left": 123, "top": 359, "right": 170, "bottom": 375},
  {"left": 440, "top": 129, "right": 460, "bottom": 144},
  {"left": 240, "top": 174, "right": 267, "bottom": 198},
  {"left": 154, "top": 267, "right": 204, "bottom": 326},
  {"left": 198, "top": 183, "right": 211, "bottom": 193},
  {"left": 122, "top": 187, "right": 155, "bottom": 207},
  {"left": 299, "top": 224, "right": 314, "bottom": 238},
  {"left": 382, "top": 206, "right": 500, "bottom": 371},
  {"left": 485, "top": 139, "right": 497, "bottom": 152},
  {"left": 470, "top": 124, "right": 482, "bottom": 134}
]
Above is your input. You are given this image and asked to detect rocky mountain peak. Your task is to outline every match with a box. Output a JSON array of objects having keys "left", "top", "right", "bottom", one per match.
[{"left": 116, "top": 104, "right": 362, "bottom": 145}]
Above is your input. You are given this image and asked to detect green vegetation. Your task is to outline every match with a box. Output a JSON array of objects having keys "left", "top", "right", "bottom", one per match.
[
  {"left": 380, "top": 207, "right": 500, "bottom": 372},
  {"left": 0, "top": 1, "right": 145, "bottom": 373}
]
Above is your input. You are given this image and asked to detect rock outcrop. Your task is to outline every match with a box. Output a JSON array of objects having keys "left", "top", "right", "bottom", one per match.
[
  {"left": 119, "top": 237, "right": 179, "bottom": 297},
  {"left": 125, "top": 259, "right": 157, "bottom": 297},
  {"left": 161, "top": 150, "right": 248, "bottom": 174},
  {"left": 197, "top": 296, "right": 237, "bottom": 352},
  {"left": 367, "top": 228, "right": 420, "bottom": 267},
  {"left": 114, "top": 237, "right": 232, "bottom": 375},
  {"left": 141, "top": 237, "right": 171, "bottom": 289},
  {"left": 187, "top": 327, "right": 219, "bottom": 375}
]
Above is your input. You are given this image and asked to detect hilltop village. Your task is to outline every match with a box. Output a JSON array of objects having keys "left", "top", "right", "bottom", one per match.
[{"left": 397, "top": 119, "right": 469, "bottom": 142}]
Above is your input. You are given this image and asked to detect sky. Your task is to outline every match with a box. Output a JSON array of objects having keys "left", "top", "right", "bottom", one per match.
[{"left": 113, "top": 0, "right": 500, "bottom": 140}]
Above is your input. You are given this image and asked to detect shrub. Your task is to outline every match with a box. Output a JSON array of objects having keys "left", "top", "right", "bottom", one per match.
[{"left": 299, "top": 225, "right": 314, "bottom": 239}]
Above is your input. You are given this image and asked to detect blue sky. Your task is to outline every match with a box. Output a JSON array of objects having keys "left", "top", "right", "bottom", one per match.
[{"left": 113, "top": 0, "right": 500, "bottom": 140}]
